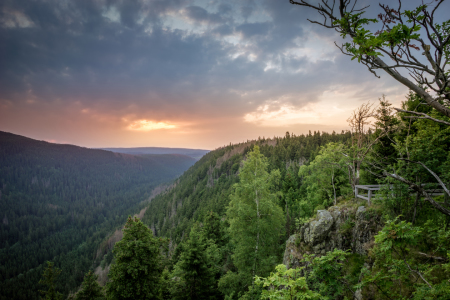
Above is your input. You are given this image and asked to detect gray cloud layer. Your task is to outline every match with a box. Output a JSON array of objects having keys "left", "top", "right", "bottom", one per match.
[{"left": 1, "top": 0, "right": 445, "bottom": 147}]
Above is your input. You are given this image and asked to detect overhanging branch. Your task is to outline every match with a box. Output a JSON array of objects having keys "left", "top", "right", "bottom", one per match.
[{"left": 393, "top": 108, "right": 450, "bottom": 126}]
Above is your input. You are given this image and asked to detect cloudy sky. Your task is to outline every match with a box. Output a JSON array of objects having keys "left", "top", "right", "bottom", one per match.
[{"left": 1, "top": 0, "right": 447, "bottom": 149}]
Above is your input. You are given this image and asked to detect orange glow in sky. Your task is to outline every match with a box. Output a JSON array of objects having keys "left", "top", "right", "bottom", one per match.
[{"left": 1, "top": 0, "right": 435, "bottom": 149}]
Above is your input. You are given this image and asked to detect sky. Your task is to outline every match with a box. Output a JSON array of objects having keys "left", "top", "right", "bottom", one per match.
[{"left": 0, "top": 0, "right": 447, "bottom": 149}]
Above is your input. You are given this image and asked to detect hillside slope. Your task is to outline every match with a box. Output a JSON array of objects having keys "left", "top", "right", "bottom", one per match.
[
  {"left": 142, "top": 131, "right": 351, "bottom": 243},
  {"left": 0, "top": 131, "right": 196, "bottom": 300}
]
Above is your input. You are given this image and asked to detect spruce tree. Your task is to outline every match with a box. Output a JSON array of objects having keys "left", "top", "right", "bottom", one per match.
[
  {"left": 74, "top": 271, "right": 105, "bottom": 300},
  {"left": 38, "top": 261, "right": 63, "bottom": 300},
  {"left": 171, "top": 223, "right": 217, "bottom": 300},
  {"left": 106, "top": 216, "right": 162, "bottom": 300}
]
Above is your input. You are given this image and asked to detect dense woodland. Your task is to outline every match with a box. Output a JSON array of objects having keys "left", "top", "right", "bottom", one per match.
[
  {"left": 3, "top": 88, "right": 450, "bottom": 299},
  {"left": 3, "top": 89, "right": 450, "bottom": 299},
  {"left": 0, "top": 132, "right": 197, "bottom": 299},
  {"left": 3, "top": 1, "right": 450, "bottom": 299},
  {"left": 38, "top": 90, "right": 447, "bottom": 300},
  {"left": 143, "top": 129, "right": 352, "bottom": 242}
]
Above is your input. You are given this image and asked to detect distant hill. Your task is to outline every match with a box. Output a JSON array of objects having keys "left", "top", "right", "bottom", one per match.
[
  {"left": 100, "top": 147, "right": 210, "bottom": 160},
  {"left": 0, "top": 131, "right": 197, "bottom": 300}
]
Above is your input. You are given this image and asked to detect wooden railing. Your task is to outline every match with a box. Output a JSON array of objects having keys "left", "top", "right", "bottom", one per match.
[{"left": 355, "top": 185, "right": 445, "bottom": 205}]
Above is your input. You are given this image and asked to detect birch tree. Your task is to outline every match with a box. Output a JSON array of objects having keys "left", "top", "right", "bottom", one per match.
[
  {"left": 226, "top": 146, "right": 285, "bottom": 285},
  {"left": 299, "top": 142, "right": 349, "bottom": 206}
]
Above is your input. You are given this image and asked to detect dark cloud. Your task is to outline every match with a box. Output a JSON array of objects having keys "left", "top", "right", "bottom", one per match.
[
  {"left": 183, "top": 5, "right": 223, "bottom": 24},
  {"left": 217, "top": 3, "right": 232, "bottom": 15},
  {"left": 211, "top": 24, "right": 233, "bottom": 36},
  {"left": 1, "top": 0, "right": 447, "bottom": 148},
  {"left": 236, "top": 22, "right": 271, "bottom": 38}
]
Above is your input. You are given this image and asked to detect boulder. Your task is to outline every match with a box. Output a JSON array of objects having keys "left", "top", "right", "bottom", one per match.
[{"left": 303, "top": 210, "right": 334, "bottom": 245}]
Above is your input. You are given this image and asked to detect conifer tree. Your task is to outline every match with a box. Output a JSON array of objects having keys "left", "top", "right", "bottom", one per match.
[
  {"left": 74, "top": 271, "right": 105, "bottom": 300},
  {"left": 203, "top": 211, "right": 225, "bottom": 247},
  {"left": 38, "top": 261, "right": 63, "bottom": 300},
  {"left": 106, "top": 216, "right": 162, "bottom": 300},
  {"left": 171, "top": 223, "right": 218, "bottom": 300}
]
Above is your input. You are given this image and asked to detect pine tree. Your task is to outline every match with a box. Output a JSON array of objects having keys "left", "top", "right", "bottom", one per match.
[
  {"left": 74, "top": 271, "right": 105, "bottom": 300},
  {"left": 38, "top": 261, "right": 63, "bottom": 300},
  {"left": 106, "top": 216, "right": 162, "bottom": 300}
]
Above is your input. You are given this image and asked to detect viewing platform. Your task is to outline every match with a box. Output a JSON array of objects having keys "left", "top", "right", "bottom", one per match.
[{"left": 355, "top": 185, "right": 445, "bottom": 205}]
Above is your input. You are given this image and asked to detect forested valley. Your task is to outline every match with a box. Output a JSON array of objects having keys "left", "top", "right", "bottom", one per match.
[{"left": 0, "top": 131, "right": 199, "bottom": 299}]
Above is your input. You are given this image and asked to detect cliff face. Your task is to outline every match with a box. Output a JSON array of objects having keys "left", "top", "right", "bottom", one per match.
[{"left": 283, "top": 204, "right": 383, "bottom": 269}]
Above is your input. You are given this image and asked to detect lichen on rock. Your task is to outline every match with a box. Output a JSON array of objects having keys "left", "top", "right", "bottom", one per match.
[{"left": 283, "top": 203, "right": 383, "bottom": 269}]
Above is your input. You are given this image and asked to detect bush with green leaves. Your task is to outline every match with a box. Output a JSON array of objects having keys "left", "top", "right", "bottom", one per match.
[
  {"left": 255, "top": 264, "right": 320, "bottom": 300},
  {"left": 359, "top": 218, "right": 450, "bottom": 299}
]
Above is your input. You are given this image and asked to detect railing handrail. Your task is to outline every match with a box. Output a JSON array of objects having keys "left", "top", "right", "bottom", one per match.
[{"left": 354, "top": 184, "right": 444, "bottom": 205}]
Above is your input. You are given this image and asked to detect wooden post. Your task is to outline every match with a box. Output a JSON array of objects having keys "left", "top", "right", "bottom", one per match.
[
  {"left": 355, "top": 186, "right": 358, "bottom": 199},
  {"left": 368, "top": 189, "right": 372, "bottom": 206}
]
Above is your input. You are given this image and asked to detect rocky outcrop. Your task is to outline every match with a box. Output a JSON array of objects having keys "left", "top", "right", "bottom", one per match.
[{"left": 283, "top": 204, "right": 383, "bottom": 269}]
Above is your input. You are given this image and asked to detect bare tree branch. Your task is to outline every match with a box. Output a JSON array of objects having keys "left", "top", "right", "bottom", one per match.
[
  {"left": 398, "top": 159, "right": 450, "bottom": 197},
  {"left": 393, "top": 108, "right": 450, "bottom": 126},
  {"left": 382, "top": 171, "right": 450, "bottom": 217}
]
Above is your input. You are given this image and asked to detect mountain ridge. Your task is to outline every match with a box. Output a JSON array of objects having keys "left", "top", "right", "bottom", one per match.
[{"left": 100, "top": 147, "right": 210, "bottom": 160}]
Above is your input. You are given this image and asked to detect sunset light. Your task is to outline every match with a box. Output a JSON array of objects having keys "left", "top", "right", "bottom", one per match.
[
  {"left": 127, "top": 120, "right": 177, "bottom": 131},
  {"left": 1, "top": 1, "right": 449, "bottom": 299}
]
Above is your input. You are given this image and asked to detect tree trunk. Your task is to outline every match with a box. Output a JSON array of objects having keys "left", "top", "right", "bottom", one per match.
[
  {"left": 253, "top": 177, "right": 260, "bottom": 279},
  {"left": 332, "top": 173, "right": 337, "bottom": 206}
]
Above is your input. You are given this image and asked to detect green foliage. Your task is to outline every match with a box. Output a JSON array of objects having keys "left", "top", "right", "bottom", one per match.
[
  {"left": 38, "top": 261, "right": 63, "bottom": 300},
  {"left": 305, "top": 250, "right": 351, "bottom": 299},
  {"left": 255, "top": 264, "right": 321, "bottom": 300},
  {"left": 142, "top": 131, "right": 351, "bottom": 243},
  {"left": 106, "top": 217, "right": 162, "bottom": 300},
  {"left": 74, "top": 271, "right": 105, "bottom": 300},
  {"left": 370, "top": 91, "right": 450, "bottom": 223},
  {"left": 432, "top": 19, "right": 450, "bottom": 78},
  {"left": 170, "top": 223, "right": 219, "bottom": 300},
  {"left": 218, "top": 271, "right": 245, "bottom": 300},
  {"left": 333, "top": 6, "right": 422, "bottom": 63},
  {"left": 299, "top": 142, "right": 350, "bottom": 209},
  {"left": 226, "top": 146, "right": 285, "bottom": 287},
  {"left": 360, "top": 218, "right": 450, "bottom": 299},
  {"left": 0, "top": 131, "right": 194, "bottom": 299}
]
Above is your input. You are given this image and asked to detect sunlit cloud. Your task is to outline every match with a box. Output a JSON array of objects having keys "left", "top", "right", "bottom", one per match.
[
  {"left": 244, "top": 101, "right": 348, "bottom": 127},
  {"left": 127, "top": 120, "right": 177, "bottom": 131}
]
